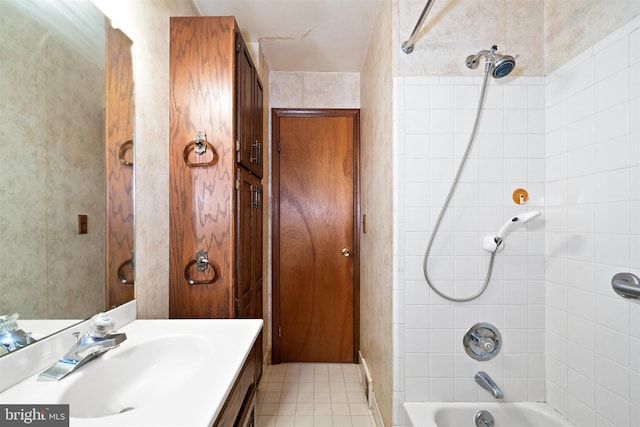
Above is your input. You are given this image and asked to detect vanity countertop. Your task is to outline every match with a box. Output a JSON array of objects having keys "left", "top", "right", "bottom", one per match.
[{"left": 0, "top": 318, "right": 262, "bottom": 427}]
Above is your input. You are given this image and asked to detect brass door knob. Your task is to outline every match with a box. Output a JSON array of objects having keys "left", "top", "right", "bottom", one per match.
[{"left": 341, "top": 248, "right": 351, "bottom": 257}]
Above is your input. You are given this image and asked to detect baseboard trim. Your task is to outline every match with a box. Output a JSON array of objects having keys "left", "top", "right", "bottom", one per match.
[
  {"left": 358, "top": 351, "right": 384, "bottom": 426},
  {"left": 370, "top": 391, "right": 385, "bottom": 427}
]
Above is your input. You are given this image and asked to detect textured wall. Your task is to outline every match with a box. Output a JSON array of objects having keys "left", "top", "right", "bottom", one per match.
[
  {"left": 545, "top": 0, "right": 640, "bottom": 73},
  {"left": 269, "top": 72, "right": 360, "bottom": 108},
  {"left": 91, "top": 0, "right": 200, "bottom": 318},
  {"left": 394, "top": 0, "right": 544, "bottom": 77},
  {"left": 258, "top": 44, "right": 271, "bottom": 365},
  {"left": 0, "top": 1, "right": 105, "bottom": 319},
  {"left": 360, "top": 0, "right": 394, "bottom": 425}
]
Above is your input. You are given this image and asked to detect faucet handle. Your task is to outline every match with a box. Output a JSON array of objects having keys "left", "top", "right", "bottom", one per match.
[{"left": 89, "top": 313, "right": 115, "bottom": 338}]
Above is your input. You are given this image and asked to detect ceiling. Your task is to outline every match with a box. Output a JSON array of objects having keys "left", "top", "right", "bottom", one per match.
[{"left": 192, "top": 0, "right": 381, "bottom": 72}]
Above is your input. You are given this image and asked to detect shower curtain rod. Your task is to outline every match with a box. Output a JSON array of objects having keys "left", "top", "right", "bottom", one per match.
[{"left": 401, "top": 0, "right": 436, "bottom": 54}]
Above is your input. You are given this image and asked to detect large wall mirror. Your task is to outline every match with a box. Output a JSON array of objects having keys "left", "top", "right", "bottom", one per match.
[{"left": 0, "top": 0, "right": 134, "bottom": 355}]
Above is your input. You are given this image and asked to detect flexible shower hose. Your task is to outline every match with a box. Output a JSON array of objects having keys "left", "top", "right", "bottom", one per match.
[{"left": 422, "top": 68, "right": 498, "bottom": 302}]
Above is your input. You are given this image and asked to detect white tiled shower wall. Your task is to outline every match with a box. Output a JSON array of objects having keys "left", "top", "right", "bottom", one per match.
[
  {"left": 392, "top": 74, "right": 547, "bottom": 426},
  {"left": 544, "top": 17, "right": 640, "bottom": 427},
  {"left": 393, "top": 15, "right": 640, "bottom": 427}
]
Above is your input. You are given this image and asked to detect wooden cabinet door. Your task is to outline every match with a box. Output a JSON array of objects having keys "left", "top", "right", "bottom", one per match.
[
  {"left": 235, "top": 34, "right": 258, "bottom": 176},
  {"left": 236, "top": 168, "right": 256, "bottom": 319},
  {"left": 235, "top": 32, "right": 263, "bottom": 178},
  {"left": 236, "top": 167, "right": 263, "bottom": 378},
  {"left": 251, "top": 75, "right": 264, "bottom": 177},
  {"left": 251, "top": 173, "right": 263, "bottom": 312}
]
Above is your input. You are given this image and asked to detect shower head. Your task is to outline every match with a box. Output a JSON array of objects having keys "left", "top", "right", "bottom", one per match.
[
  {"left": 495, "top": 210, "right": 541, "bottom": 240},
  {"left": 491, "top": 53, "right": 516, "bottom": 78},
  {"left": 465, "top": 45, "right": 517, "bottom": 78}
]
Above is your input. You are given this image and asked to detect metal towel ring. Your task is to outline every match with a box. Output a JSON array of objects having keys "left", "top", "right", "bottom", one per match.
[
  {"left": 184, "top": 249, "right": 218, "bottom": 285},
  {"left": 118, "top": 140, "right": 133, "bottom": 167},
  {"left": 116, "top": 258, "right": 134, "bottom": 285},
  {"left": 183, "top": 132, "right": 218, "bottom": 168}
]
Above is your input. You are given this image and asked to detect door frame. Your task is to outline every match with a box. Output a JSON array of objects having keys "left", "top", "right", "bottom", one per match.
[{"left": 271, "top": 108, "right": 361, "bottom": 364}]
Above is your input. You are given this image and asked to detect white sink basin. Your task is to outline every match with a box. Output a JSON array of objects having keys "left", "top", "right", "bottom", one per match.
[
  {"left": 61, "top": 334, "right": 211, "bottom": 418},
  {"left": 0, "top": 319, "right": 262, "bottom": 427}
]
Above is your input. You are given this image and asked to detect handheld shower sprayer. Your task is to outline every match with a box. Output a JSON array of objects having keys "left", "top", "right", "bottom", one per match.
[
  {"left": 422, "top": 43, "right": 521, "bottom": 303},
  {"left": 484, "top": 210, "right": 542, "bottom": 252}
]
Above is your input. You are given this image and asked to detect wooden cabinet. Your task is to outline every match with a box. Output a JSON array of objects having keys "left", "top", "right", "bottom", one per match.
[
  {"left": 236, "top": 167, "right": 263, "bottom": 380},
  {"left": 236, "top": 168, "right": 262, "bottom": 319},
  {"left": 235, "top": 34, "right": 264, "bottom": 178},
  {"left": 168, "top": 14, "right": 264, "bottom": 352},
  {"left": 213, "top": 340, "right": 258, "bottom": 427}
]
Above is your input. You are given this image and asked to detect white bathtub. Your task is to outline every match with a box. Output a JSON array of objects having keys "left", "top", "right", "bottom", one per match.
[{"left": 403, "top": 402, "right": 575, "bottom": 427}]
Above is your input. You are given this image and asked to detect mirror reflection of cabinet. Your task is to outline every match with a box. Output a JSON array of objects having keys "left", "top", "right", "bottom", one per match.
[
  {"left": 0, "top": 0, "right": 135, "bottom": 357},
  {"left": 105, "top": 22, "right": 135, "bottom": 309}
]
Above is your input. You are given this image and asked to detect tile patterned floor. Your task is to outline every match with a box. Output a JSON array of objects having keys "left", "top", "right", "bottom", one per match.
[{"left": 256, "top": 363, "right": 376, "bottom": 427}]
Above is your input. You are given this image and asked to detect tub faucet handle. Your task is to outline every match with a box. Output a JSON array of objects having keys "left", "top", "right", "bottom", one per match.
[{"left": 471, "top": 332, "right": 494, "bottom": 352}]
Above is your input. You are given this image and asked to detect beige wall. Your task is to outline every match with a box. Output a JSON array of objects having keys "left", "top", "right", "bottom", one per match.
[
  {"left": 394, "top": 0, "right": 544, "bottom": 77},
  {"left": 258, "top": 44, "right": 271, "bottom": 363},
  {"left": 545, "top": 0, "right": 640, "bottom": 72},
  {"left": 394, "top": 0, "right": 640, "bottom": 77},
  {"left": 269, "top": 72, "right": 360, "bottom": 108},
  {"left": 0, "top": 1, "right": 105, "bottom": 319},
  {"left": 360, "top": 0, "right": 394, "bottom": 425},
  {"left": 91, "top": 0, "right": 200, "bottom": 318}
]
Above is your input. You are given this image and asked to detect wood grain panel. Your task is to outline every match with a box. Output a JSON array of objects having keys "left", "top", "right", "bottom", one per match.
[
  {"left": 236, "top": 168, "right": 254, "bottom": 318},
  {"left": 275, "top": 111, "right": 358, "bottom": 363},
  {"left": 105, "top": 21, "right": 134, "bottom": 309},
  {"left": 169, "top": 17, "right": 236, "bottom": 318},
  {"left": 236, "top": 35, "right": 255, "bottom": 174}
]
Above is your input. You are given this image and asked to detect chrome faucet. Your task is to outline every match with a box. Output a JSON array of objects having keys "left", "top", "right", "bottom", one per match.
[
  {"left": 475, "top": 371, "right": 503, "bottom": 399},
  {"left": 38, "top": 313, "right": 126, "bottom": 381}
]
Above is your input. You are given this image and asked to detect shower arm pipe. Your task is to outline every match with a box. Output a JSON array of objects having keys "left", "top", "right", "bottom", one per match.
[{"left": 401, "top": 0, "right": 436, "bottom": 54}]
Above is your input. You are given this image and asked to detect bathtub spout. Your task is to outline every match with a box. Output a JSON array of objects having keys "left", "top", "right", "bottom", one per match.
[{"left": 475, "top": 371, "right": 503, "bottom": 399}]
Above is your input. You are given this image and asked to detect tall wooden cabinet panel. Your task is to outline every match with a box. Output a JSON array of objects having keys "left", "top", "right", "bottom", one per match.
[
  {"left": 169, "top": 17, "right": 234, "bottom": 319},
  {"left": 105, "top": 22, "right": 134, "bottom": 309},
  {"left": 169, "top": 14, "right": 264, "bottom": 349}
]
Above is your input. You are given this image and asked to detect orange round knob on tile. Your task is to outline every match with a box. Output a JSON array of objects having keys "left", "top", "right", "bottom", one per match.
[{"left": 512, "top": 188, "right": 529, "bottom": 205}]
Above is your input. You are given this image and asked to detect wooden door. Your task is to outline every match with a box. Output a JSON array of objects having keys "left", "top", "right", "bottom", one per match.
[
  {"left": 105, "top": 22, "right": 134, "bottom": 309},
  {"left": 272, "top": 109, "right": 360, "bottom": 363}
]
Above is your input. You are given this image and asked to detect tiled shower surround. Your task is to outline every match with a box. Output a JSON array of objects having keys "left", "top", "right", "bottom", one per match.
[
  {"left": 544, "top": 18, "right": 640, "bottom": 427},
  {"left": 393, "top": 16, "right": 640, "bottom": 427},
  {"left": 392, "top": 74, "right": 546, "bottom": 425}
]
